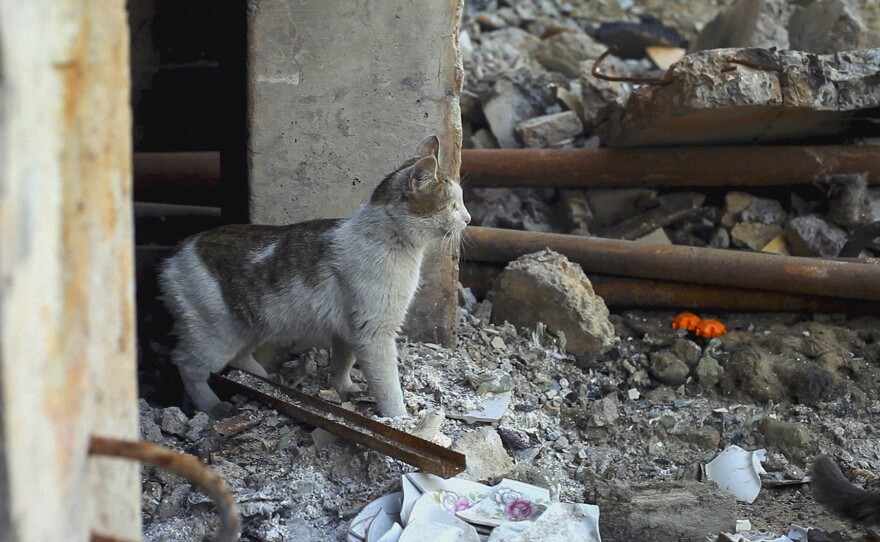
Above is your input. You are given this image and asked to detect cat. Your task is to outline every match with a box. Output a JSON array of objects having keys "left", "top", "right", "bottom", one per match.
[
  {"left": 811, "top": 454, "right": 880, "bottom": 527},
  {"left": 158, "top": 135, "right": 470, "bottom": 418}
]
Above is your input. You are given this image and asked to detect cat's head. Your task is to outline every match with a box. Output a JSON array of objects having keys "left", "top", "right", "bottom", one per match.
[{"left": 371, "top": 135, "right": 471, "bottom": 245}]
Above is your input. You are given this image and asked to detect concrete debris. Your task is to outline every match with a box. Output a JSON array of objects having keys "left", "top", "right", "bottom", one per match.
[
  {"left": 598, "top": 47, "right": 880, "bottom": 147},
  {"left": 598, "top": 480, "right": 737, "bottom": 542},
  {"left": 514, "top": 111, "right": 584, "bottom": 148},
  {"left": 826, "top": 173, "right": 870, "bottom": 228},
  {"left": 555, "top": 189, "right": 593, "bottom": 234},
  {"left": 585, "top": 188, "right": 657, "bottom": 229},
  {"left": 534, "top": 30, "right": 606, "bottom": 79},
  {"left": 696, "top": 356, "right": 725, "bottom": 389},
  {"left": 589, "top": 395, "right": 620, "bottom": 427},
  {"left": 634, "top": 227, "right": 672, "bottom": 246},
  {"left": 785, "top": 214, "right": 849, "bottom": 257},
  {"left": 731, "top": 223, "right": 784, "bottom": 251},
  {"left": 690, "top": 0, "right": 794, "bottom": 52},
  {"left": 484, "top": 78, "right": 544, "bottom": 148},
  {"left": 489, "top": 249, "right": 615, "bottom": 364},
  {"left": 759, "top": 417, "right": 812, "bottom": 464},
  {"left": 789, "top": 0, "right": 869, "bottom": 53},
  {"left": 452, "top": 427, "right": 516, "bottom": 481},
  {"left": 648, "top": 351, "right": 690, "bottom": 385}
]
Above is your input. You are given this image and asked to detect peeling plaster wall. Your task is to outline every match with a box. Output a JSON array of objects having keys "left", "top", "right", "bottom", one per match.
[
  {"left": 247, "top": 0, "right": 464, "bottom": 345},
  {"left": 0, "top": 2, "right": 139, "bottom": 540}
]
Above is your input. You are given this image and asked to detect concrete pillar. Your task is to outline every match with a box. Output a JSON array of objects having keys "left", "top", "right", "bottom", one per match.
[
  {"left": 247, "top": 0, "right": 465, "bottom": 345},
  {"left": 0, "top": 1, "right": 140, "bottom": 540}
]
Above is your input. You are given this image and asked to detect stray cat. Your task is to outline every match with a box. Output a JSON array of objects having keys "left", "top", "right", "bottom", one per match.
[
  {"left": 811, "top": 454, "right": 880, "bottom": 527},
  {"left": 159, "top": 136, "right": 470, "bottom": 418}
]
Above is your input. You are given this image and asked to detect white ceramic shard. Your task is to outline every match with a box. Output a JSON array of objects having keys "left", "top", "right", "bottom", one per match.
[
  {"left": 375, "top": 522, "right": 403, "bottom": 542},
  {"left": 705, "top": 445, "right": 767, "bottom": 503},
  {"left": 448, "top": 392, "right": 513, "bottom": 424},
  {"left": 456, "top": 479, "right": 552, "bottom": 527},
  {"left": 348, "top": 492, "right": 403, "bottom": 542},
  {"left": 399, "top": 493, "right": 480, "bottom": 542}
]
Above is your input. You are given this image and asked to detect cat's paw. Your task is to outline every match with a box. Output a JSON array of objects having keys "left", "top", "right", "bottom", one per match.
[
  {"left": 329, "top": 379, "right": 362, "bottom": 401},
  {"left": 208, "top": 401, "right": 235, "bottom": 419}
]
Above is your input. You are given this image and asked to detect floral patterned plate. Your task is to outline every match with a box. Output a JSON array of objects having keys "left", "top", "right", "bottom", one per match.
[{"left": 455, "top": 479, "right": 550, "bottom": 527}]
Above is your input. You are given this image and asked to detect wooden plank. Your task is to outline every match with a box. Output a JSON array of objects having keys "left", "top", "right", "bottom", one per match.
[{"left": 0, "top": 1, "right": 139, "bottom": 540}]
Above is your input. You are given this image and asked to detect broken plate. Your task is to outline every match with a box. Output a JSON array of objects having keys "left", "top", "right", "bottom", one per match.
[
  {"left": 705, "top": 445, "right": 767, "bottom": 503},
  {"left": 348, "top": 491, "right": 403, "bottom": 542},
  {"left": 456, "top": 479, "right": 551, "bottom": 527},
  {"left": 399, "top": 493, "right": 480, "bottom": 542},
  {"left": 486, "top": 503, "right": 601, "bottom": 542}
]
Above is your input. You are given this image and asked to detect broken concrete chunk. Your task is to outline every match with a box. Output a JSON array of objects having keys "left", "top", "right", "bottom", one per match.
[
  {"left": 696, "top": 357, "right": 724, "bottom": 388},
  {"left": 489, "top": 249, "right": 615, "bottom": 364},
  {"left": 579, "top": 58, "right": 632, "bottom": 131},
  {"left": 484, "top": 78, "right": 543, "bottom": 148},
  {"left": 160, "top": 407, "right": 190, "bottom": 438},
  {"left": 648, "top": 351, "right": 690, "bottom": 386},
  {"left": 759, "top": 417, "right": 811, "bottom": 463},
  {"left": 534, "top": 30, "right": 606, "bottom": 79},
  {"left": 826, "top": 173, "right": 869, "bottom": 228},
  {"left": 731, "top": 223, "right": 784, "bottom": 251},
  {"left": 585, "top": 188, "right": 657, "bottom": 229},
  {"left": 452, "top": 427, "right": 515, "bottom": 482},
  {"left": 556, "top": 189, "right": 594, "bottom": 233},
  {"left": 788, "top": 0, "right": 868, "bottom": 54},
  {"left": 785, "top": 214, "right": 848, "bottom": 257},
  {"left": 590, "top": 395, "right": 620, "bottom": 427},
  {"left": 691, "top": 0, "right": 794, "bottom": 52},
  {"left": 598, "top": 480, "right": 737, "bottom": 542},
  {"left": 634, "top": 228, "right": 672, "bottom": 246},
  {"left": 599, "top": 48, "right": 880, "bottom": 147},
  {"left": 515, "top": 111, "right": 584, "bottom": 148}
]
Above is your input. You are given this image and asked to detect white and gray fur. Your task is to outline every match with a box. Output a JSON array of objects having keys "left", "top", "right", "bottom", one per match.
[{"left": 159, "top": 136, "right": 470, "bottom": 418}]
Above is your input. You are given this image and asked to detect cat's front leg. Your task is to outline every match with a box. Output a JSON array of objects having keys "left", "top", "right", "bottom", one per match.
[
  {"left": 354, "top": 334, "right": 407, "bottom": 417},
  {"left": 177, "top": 361, "right": 233, "bottom": 418}
]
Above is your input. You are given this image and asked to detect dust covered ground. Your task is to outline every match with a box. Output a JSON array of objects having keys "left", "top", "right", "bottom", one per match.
[{"left": 139, "top": 302, "right": 880, "bottom": 541}]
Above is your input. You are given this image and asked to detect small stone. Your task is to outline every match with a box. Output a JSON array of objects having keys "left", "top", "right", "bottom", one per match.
[
  {"left": 490, "top": 336, "right": 507, "bottom": 350},
  {"left": 696, "top": 357, "right": 724, "bottom": 389},
  {"left": 156, "top": 484, "right": 191, "bottom": 519},
  {"left": 759, "top": 417, "right": 811, "bottom": 463},
  {"left": 691, "top": 0, "right": 794, "bottom": 51},
  {"left": 160, "top": 407, "right": 190, "bottom": 438},
  {"left": 184, "top": 412, "right": 211, "bottom": 442},
  {"left": 497, "top": 425, "right": 533, "bottom": 450},
  {"left": 649, "top": 351, "right": 690, "bottom": 386},
  {"left": 740, "top": 197, "right": 788, "bottom": 226},
  {"left": 671, "top": 338, "right": 702, "bottom": 367},
  {"left": 585, "top": 188, "right": 658, "bottom": 229},
  {"left": 786, "top": 214, "right": 848, "bottom": 257},
  {"left": 142, "top": 481, "right": 162, "bottom": 518},
  {"left": 489, "top": 249, "right": 616, "bottom": 364},
  {"left": 634, "top": 228, "right": 672, "bottom": 246},
  {"left": 826, "top": 173, "right": 870, "bottom": 228},
  {"left": 534, "top": 30, "right": 606, "bottom": 79},
  {"left": 452, "top": 427, "right": 515, "bottom": 481},
  {"left": 736, "top": 518, "right": 752, "bottom": 532},
  {"left": 318, "top": 389, "right": 342, "bottom": 403},
  {"left": 731, "top": 222, "right": 783, "bottom": 251},
  {"left": 590, "top": 395, "right": 620, "bottom": 427},
  {"left": 515, "top": 111, "right": 584, "bottom": 148},
  {"left": 788, "top": 0, "right": 869, "bottom": 54},
  {"left": 627, "top": 388, "right": 641, "bottom": 400},
  {"left": 709, "top": 228, "right": 731, "bottom": 249}
]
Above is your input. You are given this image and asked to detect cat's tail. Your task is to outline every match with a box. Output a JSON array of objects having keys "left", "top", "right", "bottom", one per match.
[{"left": 811, "top": 454, "right": 880, "bottom": 527}]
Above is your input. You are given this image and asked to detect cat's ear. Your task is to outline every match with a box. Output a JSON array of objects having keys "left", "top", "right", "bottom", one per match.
[
  {"left": 415, "top": 135, "right": 440, "bottom": 160},
  {"left": 407, "top": 155, "right": 438, "bottom": 193}
]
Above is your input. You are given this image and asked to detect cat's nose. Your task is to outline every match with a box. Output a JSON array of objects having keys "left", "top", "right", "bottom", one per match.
[{"left": 462, "top": 210, "right": 471, "bottom": 224}]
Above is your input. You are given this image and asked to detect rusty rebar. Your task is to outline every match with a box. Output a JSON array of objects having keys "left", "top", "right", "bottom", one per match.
[
  {"left": 460, "top": 146, "right": 880, "bottom": 188},
  {"left": 89, "top": 436, "right": 240, "bottom": 542},
  {"left": 591, "top": 46, "right": 672, "bottom": 85},
  {"left": 464, "top": 226, "right": 880, "bottom": 302},
  {"left": 461, "top": 262, "right": 878, "bottom": 313},
  {"left": 210, "top": 370, "right": 466, "bottom": 478}
]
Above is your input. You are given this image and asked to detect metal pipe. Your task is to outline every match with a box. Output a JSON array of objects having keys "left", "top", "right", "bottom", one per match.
[
  {"left": 89, "top": 436, "right": 240, "bottom": 542},
  {"left": 464, "top": 226, "right": 880, "bottom": 301},
  {"left": 460, "top": 262, "right": 878, "bottom": 312},
  {"left": 133, "top": 151, "right": 221, "bottom": 190},
  {"left": 461, "top": 146, "right": 880, "bottom": 188}
]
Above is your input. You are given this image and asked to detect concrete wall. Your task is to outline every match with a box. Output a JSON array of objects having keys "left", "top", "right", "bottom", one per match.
[
  {"left": 0, "top": 1, "right": 140, "bottom": 540},
  {"left": 247, "top": 0, "right": 464, "bottom": 345}
]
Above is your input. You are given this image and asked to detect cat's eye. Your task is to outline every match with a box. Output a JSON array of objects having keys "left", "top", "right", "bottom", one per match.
[{"left": 448, "top": 203, "right": 457, "bottom": 211}]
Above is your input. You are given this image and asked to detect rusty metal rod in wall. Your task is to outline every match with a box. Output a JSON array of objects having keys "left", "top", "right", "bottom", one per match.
[
  {"left": 461, "top": 261, "right": 879, "bottom": 313},
  {"left": 460, "top": 146, "right": 880, "bottom": 188},
  {"left": 464, "top": 226, "right": 880, "bottom": 302}
]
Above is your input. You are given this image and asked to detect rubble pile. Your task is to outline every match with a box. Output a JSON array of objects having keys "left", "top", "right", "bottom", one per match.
[{"left": 141, "top": 288, "right": 880, "bottom": 541}]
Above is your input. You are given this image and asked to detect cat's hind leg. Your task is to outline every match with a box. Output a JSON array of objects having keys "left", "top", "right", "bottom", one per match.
[
  {"left": 174, "top": 351, "right": 233, "bottom": 418},
  {"left": 329, "top": 337, "right": 361, "bottom": 399}
]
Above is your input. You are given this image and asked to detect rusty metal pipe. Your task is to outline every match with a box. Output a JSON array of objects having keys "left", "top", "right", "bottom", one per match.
[
  {"left": 133, "top": 151, "right": 221, "bottom": 190},
  {"left": 461, "top": 262, "right": 878, "bottom": 313},
  {"left": 461, "top": 146, "right": 880, "bottom": 188},
  {"left": 464, "top": 226, "right": 880, "bottom": 301}
]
